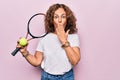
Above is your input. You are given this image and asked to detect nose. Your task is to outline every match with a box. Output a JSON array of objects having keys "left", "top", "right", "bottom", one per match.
[{"left": 58, "top": 17, "right": 62, "bottom": 23}]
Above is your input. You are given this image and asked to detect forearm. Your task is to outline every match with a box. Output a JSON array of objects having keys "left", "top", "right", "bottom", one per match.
[
  {"left": 22, "top": 51, "right": 42, "bottom": 67},
  {"left": 64, "top": 46, "right": 80, "bottom": 66}
]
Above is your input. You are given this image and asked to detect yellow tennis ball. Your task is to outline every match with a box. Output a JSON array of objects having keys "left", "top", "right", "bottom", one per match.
[{"left": 19, "top": 38, "right": 28, "bottom": 46}]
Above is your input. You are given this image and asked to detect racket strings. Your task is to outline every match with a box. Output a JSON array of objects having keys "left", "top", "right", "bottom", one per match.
[
  {"left": 25, "top": 33, "right": 33, "bottom": 41},
  {"left": 28, "top": 13, "right": 46, "bottom": 39}
]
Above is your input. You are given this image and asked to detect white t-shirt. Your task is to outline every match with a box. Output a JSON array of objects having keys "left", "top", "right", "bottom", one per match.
[{"left": 36, "top": 33, "right": 80, "bottom": 75}]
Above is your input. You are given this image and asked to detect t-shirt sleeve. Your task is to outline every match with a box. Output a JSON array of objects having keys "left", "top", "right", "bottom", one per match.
[
  {"left": 36, "top": 39, "right": 44, "bottom": 52},
  {"left": 69, "top": 34, "right": 80, "bottom": 48}
]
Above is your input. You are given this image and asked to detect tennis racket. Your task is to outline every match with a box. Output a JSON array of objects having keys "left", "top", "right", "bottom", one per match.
[{"left": 11, "top": 13, "right": 48, "bottom": 56}]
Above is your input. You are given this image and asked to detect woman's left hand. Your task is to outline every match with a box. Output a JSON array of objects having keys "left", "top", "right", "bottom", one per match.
[{"left": 56, "top": 24, "right": 70, "bottom": 44}]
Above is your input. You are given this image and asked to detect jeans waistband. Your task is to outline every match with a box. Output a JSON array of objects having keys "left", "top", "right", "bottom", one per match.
[{"left": 41, "top": 69, "right": 74, "bottom": 79}]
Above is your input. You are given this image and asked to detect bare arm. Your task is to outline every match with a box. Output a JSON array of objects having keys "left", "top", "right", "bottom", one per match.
[
  {"left": 63, "top": 46, "right": 81, "bottom": 66},
  {"left": 55, "top": 25, "right": 81, "bottom": 66},
  {"left": 17, "top": 41, "right": 43, "bottom": 67},
  {"left": 22, "top": 51, "right": 43, "bottom": 67}
]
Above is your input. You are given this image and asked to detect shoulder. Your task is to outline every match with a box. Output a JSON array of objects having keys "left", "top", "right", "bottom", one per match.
[
  {"left": 68, "top": 33, "right": 79, "bottom": 38},
  {"left": 68, "top": 33, "right": 80, "bottom": 42},
  {"left": 39, "top": 33, "right": 57, "bottom": 41},
  {"left": 68, "top": 33, "right": 80, "bottom": 47}
]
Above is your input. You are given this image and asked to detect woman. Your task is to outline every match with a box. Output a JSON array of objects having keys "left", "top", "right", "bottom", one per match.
[{"left": 17, "top": 3, "right": 81, "bottom": 80}]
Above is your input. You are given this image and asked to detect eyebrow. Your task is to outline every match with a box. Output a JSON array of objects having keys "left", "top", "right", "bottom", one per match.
[{"left": 54, "top": 13, "right": 66, "bottom": 16}]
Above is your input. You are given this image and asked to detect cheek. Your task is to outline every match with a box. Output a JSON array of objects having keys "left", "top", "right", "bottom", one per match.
[
  {"left": 62, "top": 19, "right": 67, "bottom": 26},
  {"left": 63, "top": 19, "right": 67, "bottom": 24},
  {"left": 53, "top": 20, "right": 57, "bottom": 28},
  {"left": 53, "top": 19, "right": 58, "bottom": 24}
]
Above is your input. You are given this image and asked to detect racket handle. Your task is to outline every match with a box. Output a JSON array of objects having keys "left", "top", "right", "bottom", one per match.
[{"left": 11, "top": 48, "right": 20, "bottom": 56}]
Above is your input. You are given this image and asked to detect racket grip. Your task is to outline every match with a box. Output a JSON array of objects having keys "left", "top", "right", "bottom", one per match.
[{"left": 11, "top": 48, "right": 20, "bottom": 56}]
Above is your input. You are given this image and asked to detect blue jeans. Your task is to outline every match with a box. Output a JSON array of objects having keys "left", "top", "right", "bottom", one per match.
[{"left": 41, "top": 69, "right": 74, "bottom": 80}]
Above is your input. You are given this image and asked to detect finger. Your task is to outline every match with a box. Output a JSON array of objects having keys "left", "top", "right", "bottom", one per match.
[
  {"left": 57, "top": 23, "right": 62, "bottom": 27},
  {"left": 57, "top": 27, "right": 64, "bottom": 33},
  {"left": 16, "top": 41, "right": 21, "bottom": 48},
  {"left": 66, "top": 29, "right": 70, "bottom": 35},
  {"left": 20, "top": 47, "right": 27, "bottom": 53},
  {"left": 21, "top": 46, "right": 27, "bottom": 49},
  {"left": 57, "top": 24, "right": 64, "bottom": 29},
  {"left": 17, "top": 37, "right": 23, "bottom": 44},
  {"left": 16, "top": 40, "right": 28, "bottom": 48}
]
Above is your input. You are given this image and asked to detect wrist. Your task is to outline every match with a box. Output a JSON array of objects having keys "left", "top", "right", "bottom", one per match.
[
  {"left": 22, "top": 51, "right": 29, "bottom": 58},
  {"left": 61, "top": 41, "right": 70, "bottom": 48},
  {"left": 61, "top": 40, "right": 68, "bottom": 44}
]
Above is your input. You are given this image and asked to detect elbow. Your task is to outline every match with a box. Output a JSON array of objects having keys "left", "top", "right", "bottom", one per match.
[
  {"left": 32, "top": 62, "right": 41, "bottom": 67},
  {"left": 72, "top": 56, "right": 81, "bottom": 66},
  {"left": 32, "top": 58, "right": 42, "bottom": 67},
  {"left": 72, "top": 61, "right": 78, "bottom": 66},
  {"left": 33, "top": 63, "right": 40, "bottom": 67}
]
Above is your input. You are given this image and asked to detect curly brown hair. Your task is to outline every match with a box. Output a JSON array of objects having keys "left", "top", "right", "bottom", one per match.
[{"left": 45, "top": 3, "right": 77, "bottom": 34}]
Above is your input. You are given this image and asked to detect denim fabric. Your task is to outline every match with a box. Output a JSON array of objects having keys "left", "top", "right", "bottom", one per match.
[{"left": 41, "top": 69, "right": 74, "bottom": 80}]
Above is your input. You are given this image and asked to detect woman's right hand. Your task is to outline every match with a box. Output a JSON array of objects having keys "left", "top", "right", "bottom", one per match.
[{"left": 16, "top": 38, "right": 28, "bottom": 55}]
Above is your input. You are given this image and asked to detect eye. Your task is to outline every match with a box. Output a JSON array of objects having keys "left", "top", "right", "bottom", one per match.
[
  {"left": 61, "top": 15, "right": 66, "bottom": 18},
  {"left": 54, "top": 16, "right": 58, "bottom": 19}
]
